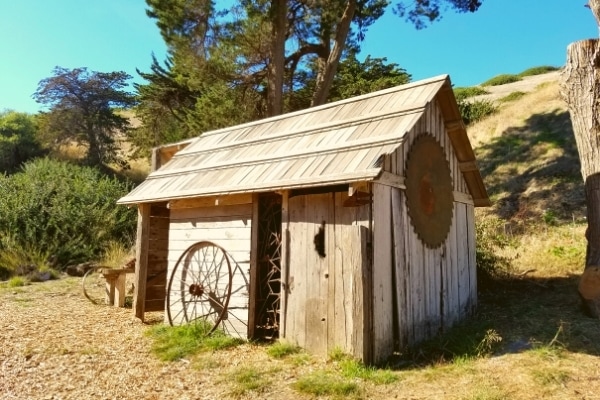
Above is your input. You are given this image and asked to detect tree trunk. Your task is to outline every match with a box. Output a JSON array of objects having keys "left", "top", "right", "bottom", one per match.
[
  {"left": 560, "top": 8, "right": 600, "bottom": 315},
  {"left": 311, "top": 0, "right": 356, "bottom": 107},
  {"left": 266, "top": 0, "right": 287, "bottom": 117}
]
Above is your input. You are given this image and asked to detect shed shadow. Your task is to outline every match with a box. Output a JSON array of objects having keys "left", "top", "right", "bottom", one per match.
[{"left": 389, "top": 274, "right": 600, "bottom": 369}]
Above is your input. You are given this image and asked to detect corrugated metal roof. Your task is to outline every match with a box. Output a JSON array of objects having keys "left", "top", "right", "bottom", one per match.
[{"left": 118, "top": 75, "right": 489, "bottom": 206}]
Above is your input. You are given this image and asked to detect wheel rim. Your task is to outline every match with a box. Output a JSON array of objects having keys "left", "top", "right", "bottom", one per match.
[
  {"left": 82, "top": 266, "right": 106, "bottom": 305},
  {"left": 167, "top": 241, "right": 233, "bottom": 333}
]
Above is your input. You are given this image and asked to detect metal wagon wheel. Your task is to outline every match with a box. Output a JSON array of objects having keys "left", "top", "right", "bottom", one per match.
[
  {"left": 166, "top": 241, "right": 233, "bottom": 334},
  {"left": 81, "top": 266, "right": 107, "bottom": 305}
]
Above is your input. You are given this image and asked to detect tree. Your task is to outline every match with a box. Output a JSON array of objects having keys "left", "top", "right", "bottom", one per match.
[
  {"left": 33, "top": 67, "right": 136, "bottom": 167},
  {"left": 137, "top": 0, "right": 484, "bottom": 144},
  {"left": 0, "top": 111, "right": 43, "bottom": 174},
  {"left": 560, "top": 0, "right": 600, "bottom": 317}
]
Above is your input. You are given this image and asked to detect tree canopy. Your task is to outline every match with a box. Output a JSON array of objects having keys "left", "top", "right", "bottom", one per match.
[
  {"left": 132, "top": 0, "right": 483, "bottom": 154},
  {"left": 33, "top": 67, "right": 136, "bottom": 167},
  {"left": 0, "top": 111, "right": 43, "bottom": 174}
]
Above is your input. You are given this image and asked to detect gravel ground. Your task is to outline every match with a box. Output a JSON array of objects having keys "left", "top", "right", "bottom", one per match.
[{"left": 0, "top": 277, "right": 279, "bottom": 400}]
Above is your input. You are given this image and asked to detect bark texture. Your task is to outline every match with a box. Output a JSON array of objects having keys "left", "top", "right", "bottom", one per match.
[
  {"left": 560, "top": 0, "right": 600, "bottom": 317},
  {"left": 266, "top": 0, "right": 287, "bottom": 117},
  {"left": 311, "top": 0, "right": 356, "bottom": 107}
]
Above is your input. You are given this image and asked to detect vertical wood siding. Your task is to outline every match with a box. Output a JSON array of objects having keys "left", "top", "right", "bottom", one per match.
[
  {"left": 166, "top": 203, "right": 253, "bottom": 338},
  {"left": 284, "top": 191, "right": 371, "bottom": 361},
  {"left": 377, "top": 99, "right": 476, "bottom": 355}
]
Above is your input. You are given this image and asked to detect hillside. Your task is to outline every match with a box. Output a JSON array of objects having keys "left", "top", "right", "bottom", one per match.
[{"left": 466, "top": 71, "right": 586, "bottom": 278}]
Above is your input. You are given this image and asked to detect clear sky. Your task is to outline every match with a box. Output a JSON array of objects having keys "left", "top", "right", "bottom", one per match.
[{"left": 0, "top": 0, "right": 597, "bottom": 114}]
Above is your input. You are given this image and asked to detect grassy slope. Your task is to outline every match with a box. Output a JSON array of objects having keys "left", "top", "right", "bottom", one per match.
[{"left": 471, "top": 77, "right": 586, "bottom": 277}]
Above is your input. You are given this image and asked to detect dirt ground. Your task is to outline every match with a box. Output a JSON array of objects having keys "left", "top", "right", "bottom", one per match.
[
  {"left": 0, "top": 277, "right": 265, "bottom": 400},
  {"left": 2, "top": 276, "right": 600, "bottom": 400}
]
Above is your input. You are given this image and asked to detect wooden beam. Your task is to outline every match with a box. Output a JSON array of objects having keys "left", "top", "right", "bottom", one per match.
[
  {"left": 374, "top": 171, "right": 406, "bottom": 190},
  {"left": 133, "top": 203, "right": 151, "bottom": 321},
  {"left": 349, "top": 181, "right": 369, "bottom": 196},
  {"left": 279, "top": 190, "right": 290, "bottom": 338},
  {"left": 453, "top": 191, "right": 474, "bottom": 205},
  {"left": 459, "top": 161, "right": 479, "bottom": 172},
  {"left": 168, "top": 193, "right": 253, "bottom": 209},
  {"left": 247, "top": 194, "right": 260, "bottom": 339},
  {"left": 445, "top": 119, "right": 464, "bottom": 131}
]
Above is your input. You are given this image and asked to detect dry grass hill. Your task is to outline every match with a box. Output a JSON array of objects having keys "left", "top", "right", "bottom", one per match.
[{"left": 468, "top": 71, "right": 586, "bottom": 277}]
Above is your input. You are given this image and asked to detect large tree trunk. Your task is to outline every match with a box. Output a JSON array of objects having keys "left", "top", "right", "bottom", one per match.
[
  {"left": 266, "top": 0, "right": 287, "bottom": 117},
  {"left": 311, "top": 0, "right": 356, "bottom": 107},
  {"left": 560, "top": 3, "right": 600, "bottom": 316}
]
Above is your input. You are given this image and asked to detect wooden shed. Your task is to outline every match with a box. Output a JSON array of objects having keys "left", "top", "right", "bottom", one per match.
[{"left": 118, "top": 75, "right": 490, "bottom": 365}]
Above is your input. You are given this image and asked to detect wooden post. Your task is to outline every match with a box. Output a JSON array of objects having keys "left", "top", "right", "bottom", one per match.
[
  {"left": 247, "top": 194, "right": 260, "bottom": 338},
  {"left": 280, "top": 190, "right": 290, "bottom": 338},
  {"left": 134, "top": 203, "right": 151, "bottom": 321}
]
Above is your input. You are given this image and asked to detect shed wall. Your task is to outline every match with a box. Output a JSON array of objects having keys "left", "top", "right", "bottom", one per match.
[
  {"left": 167, "top": 203, "right": 252, "bottom": 337},
  {"left": 373, "top": 100, "right": 477, "bottom": 362},
  {"left": 283, "top": 191, "right": 372, "bottom": 361}
]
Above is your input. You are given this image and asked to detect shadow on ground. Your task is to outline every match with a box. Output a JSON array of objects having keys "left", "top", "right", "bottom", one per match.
[
  {"left": 475, "top": 109, "right": 585, "bottom": 222},
  {"left": 392, "top": 274, "right": 599, "bottom": 368}
]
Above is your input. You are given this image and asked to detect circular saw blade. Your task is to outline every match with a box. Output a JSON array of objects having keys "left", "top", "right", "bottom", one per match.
[{"left": 404, "top": 134, "right": 454, "bottom": 248}]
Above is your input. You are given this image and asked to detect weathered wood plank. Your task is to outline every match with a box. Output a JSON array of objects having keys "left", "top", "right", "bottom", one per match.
[
  {"left": 304, "top": 193, "right": 329, "bottom": 356},
  {"left": 391, "top": 188, "right": 409, "bottom": 349},
  {"left": 170, "top": 203, "right": 253, "bottom": 221},
  {"left": 169, "top": 193, "right": 252, "bottom": 209},
  {"left": 286, "top": 194, "right": 307, "bottom": 347},
  {"left": 467, "top": 204, "right": 477, "bottom": 314},
  {"left": 134, "top": 203, "right": 151, "bottom": 320},
  {"left": 279, "top": 191, "right": 290, "bottom": 338},
  {"left": 247, "top": 194, "right": 259, "bottom": 339},
  {"left": 168, "top": 227, "right": 252, "bottom": 241},
  {"left": 456, "top": 203, "right": 470, "bottom": 318},
  {"left": 445, "top": 203, "right": 460, "bottom": 328},
  {"left": 372, "top": 183, "right": 394, "bottom": 364}
]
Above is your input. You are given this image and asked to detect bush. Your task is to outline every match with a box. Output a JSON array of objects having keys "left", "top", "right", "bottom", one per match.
[
  {"left": 0, "top": 111, "right": 45, "bottom": 174},
  {"left": 499, "top": 91, "right": 526, "bottom": 103},
  {"left": 481, "top": 74, "right": 522, "bottom": 87},
  {"left": 518, "top": 66, "right": 559, "bottom": 77},
  {"left": 458, "top": 99, "right": 498, "bottom": 125},
  {"left": 453, "top": 86, "right": 489, "bottom": 101},
  {"left": 0, "top": 158, "right": 136, "bottom": 268},
  {"left": 475, "top": 218, "right": 515, "bottom": 289}
]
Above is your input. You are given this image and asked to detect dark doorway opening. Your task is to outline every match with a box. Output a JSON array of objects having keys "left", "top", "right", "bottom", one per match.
[{"left": 254, "top": 193, "right": 282, "bottom": 340}]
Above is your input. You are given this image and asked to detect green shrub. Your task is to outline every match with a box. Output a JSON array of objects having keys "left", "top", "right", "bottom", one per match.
[
  {"left": 458, "top": 99, "right": 498, "bottom": 125},
  {"left": 481, "top": 74, "right": 522, "bottom": 87},
  {"left": 453, "top": 86, "right": 489, "bottom": 101},
  {"left": 518, "top": 66, "right": 559, "bottom": 77},
  {"left": 499, "top": 91, "right": 526, "bottom": 103},
  {"left": 266, "top": 341, "right": 301, "bottom": 358},
  {"left": 0, "top": 158, "right": 136, "bottom": 268},
  {"left": 293, "top": 372, "right": 359, "bottom": 396},
  {"left": 0, "top": 235, "right": 53, "bottom": 279},
  {"left": 0, "top": 111, "right": 45, "bottom": 174},
  {"left": 6, "top": 276, "right": 28, "bottom": 287},
  {"left": 146, "top": 321, "right": 245, "bottom": 361},
  {"left": 475, "top": 218, "right": 515, "bottom": 289}
]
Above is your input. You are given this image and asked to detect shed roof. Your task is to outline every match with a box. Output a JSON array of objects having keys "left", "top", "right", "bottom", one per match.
[{"left": 118, "top": 75, "right": 490, "bottom": 207}]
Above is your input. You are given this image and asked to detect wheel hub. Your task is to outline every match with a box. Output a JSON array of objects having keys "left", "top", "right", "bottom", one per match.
[{"left": 189, "top": 283, "right": 205, "bottom": 297}]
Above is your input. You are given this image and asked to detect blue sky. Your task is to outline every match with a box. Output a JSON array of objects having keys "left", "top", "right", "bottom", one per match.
[{"left": 0, "top": 0, "right": 597, "bottom": 114}]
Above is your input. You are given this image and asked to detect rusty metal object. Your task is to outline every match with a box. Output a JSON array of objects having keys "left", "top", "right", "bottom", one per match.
[
  {"left": 255, "top": 195, "right": 282, "bottom": 340},
  {"left": 166, "top": 241, "right": 233, "bottom": 334},
  {"left": 405, "top": 134, "right": 454, "bottom": 248}
]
